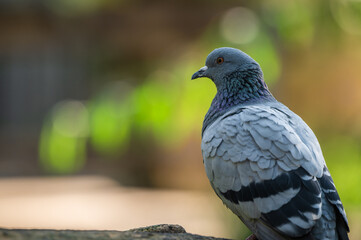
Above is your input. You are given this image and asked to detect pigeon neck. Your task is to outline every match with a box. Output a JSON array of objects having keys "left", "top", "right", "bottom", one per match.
[{"left": 202, "top": 70, "right": 274, "bottom": 136}]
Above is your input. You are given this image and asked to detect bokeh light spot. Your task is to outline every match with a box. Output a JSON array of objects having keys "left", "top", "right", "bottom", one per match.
[
  {"left": 220, "top": 7, "right": 260, "bottom": 44},
  {"left": 331, "top": 0, "right": 361, "bottom": 36},
  {"left": 53, "top": 101, "right": 89, "bottom": 137},
  {"left": 39, "top": 100, "right": 88, "bottom": 174}
]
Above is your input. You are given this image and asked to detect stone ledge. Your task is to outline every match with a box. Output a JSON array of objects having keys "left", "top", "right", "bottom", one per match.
[{"left": 0, "top": 224, "right": 230, "bottom": 240}]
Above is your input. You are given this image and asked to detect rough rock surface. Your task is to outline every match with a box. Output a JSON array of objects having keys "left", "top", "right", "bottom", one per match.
[{"left": 0, "top": 224, "right": 230, "bottom": 240}]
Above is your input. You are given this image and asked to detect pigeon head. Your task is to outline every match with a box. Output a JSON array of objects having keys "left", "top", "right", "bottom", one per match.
[
  {"left": 192, "top": 47, "right": 268, "bottom": 94},
  {"left": 193, "top": 48, "right": 275, "bottom": 134}
]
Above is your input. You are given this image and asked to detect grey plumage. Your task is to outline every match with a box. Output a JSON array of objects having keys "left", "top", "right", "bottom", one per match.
[{"left": 192, "top": 47, "right": 349, "bottom": 240}]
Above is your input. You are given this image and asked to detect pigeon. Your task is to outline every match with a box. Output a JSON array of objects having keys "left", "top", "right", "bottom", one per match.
[{"left": 191, "top": 47, "right": 349, "bottom": 240}]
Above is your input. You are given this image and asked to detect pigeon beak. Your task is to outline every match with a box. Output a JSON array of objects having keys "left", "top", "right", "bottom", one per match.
[{"left": 191, "top": 66, "right": 208, "bottom": 80}]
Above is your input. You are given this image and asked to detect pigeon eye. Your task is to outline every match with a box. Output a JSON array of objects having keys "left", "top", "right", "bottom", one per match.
[{"left": 216, "top": 57, "right": 224, "bottom": 64}]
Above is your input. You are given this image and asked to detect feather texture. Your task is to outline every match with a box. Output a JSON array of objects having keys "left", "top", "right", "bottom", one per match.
[{"left": 202, "top": 104, "right": 349, "bottom": 240}]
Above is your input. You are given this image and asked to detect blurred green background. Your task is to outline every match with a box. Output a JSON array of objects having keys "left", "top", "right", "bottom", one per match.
[{"left": 0, "top": 0, "right": 361, "bottom": 239}]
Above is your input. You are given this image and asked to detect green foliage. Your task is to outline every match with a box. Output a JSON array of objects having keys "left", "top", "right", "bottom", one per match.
[
  {"left": 38, "top": 2, "right": 361, "bottom": 207},
  {"left": 131, "top": 61, "right": 216, "bottom": 147},
  {"left": 330, "top": 0, "right": 361, "bottom": 36},
  {"left": 39, "top": 101, "right": 88, "bottom": 174},
  {"left": 172, "top": 61, "right": 216, "bottom": 140},
  {"left": 322, "top": 135, "right": 361, "bottom": 204},
  {"left": 37, "top": 5, "right": 281, "bottom": 172},
  {"left": 88, "top": 82, "right": 133, "bottom": 156},
  {"left": 263, "top": 0, "right": 315, "bottom": 46},
  {"left": 89, "top": 97, "right": 131, "bottom": 156},
  {"left": 132, "top": 72, "right": 178, "bottom": 145}
]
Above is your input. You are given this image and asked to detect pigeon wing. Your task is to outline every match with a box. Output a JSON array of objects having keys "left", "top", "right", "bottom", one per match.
[{"left": 202, "top": 105, "right": 325, "bottom": 238}]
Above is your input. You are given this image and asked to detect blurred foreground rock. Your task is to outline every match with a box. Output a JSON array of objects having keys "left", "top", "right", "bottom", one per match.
[{"left": 0, "top": 224, "right": 230, "bottom": 240}]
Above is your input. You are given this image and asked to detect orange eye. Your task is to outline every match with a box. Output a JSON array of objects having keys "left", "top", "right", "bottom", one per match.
[{"left": 216, "top": 57, "right": 224, "bottom": 64}]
